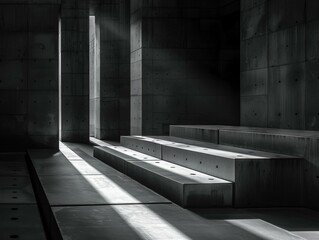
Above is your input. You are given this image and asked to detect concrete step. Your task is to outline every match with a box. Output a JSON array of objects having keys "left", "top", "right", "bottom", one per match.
[
  {"left": 94, "top": 145, "right": 233, "bottom": 208},
  {"left": 169, "top": 125, "right": 236, "bottom": 143},
  {"left": 120, "top": 136, "right": 303, "bottom": 207},
  {"left": 27, "top": 146, "right": 171, "bottom": 240}
]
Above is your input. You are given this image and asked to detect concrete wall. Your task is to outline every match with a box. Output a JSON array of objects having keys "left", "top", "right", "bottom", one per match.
[
  {"left": 131, "top": 0, "right": 240, "bottom": 135},
  {"left": 60, "top": 0, "right": 90, "bottom": 142},
  {"left": 93, "top": 0, "right": 130, "bottom": 141},
  {"left": 240, "top": 0, "right": 319, "bottom": 130},
  {"left": 0, "top": 2, "right": 59, "bottom": 151}
]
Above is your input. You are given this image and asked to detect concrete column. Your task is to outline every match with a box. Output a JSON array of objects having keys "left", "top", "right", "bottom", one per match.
[
  {"left": 94, "top": 0, "right": 130, "bottom": 140},
  {"left": 28, "top": 4, "right": 60, "bottom": 148},
  {"left": 61, "top": 0, "right": 90, "bottom": 142},
  {"left": 0, "top": 3, "right": 59, "bottom": 150}
]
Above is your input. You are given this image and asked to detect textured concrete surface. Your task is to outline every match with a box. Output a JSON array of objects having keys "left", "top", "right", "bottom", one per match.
[
  {"left": 130, "top": 0, "right": 240, "bottom": 135},
  {"left": 89, "top": 0, "right": 130, "bottom": 141},
  {"left": 0, "top": 153, "right": 46, "bottom": 240},
  {"left": 240, "top": 0, "right": 319, "bottom": 131},
  {"left": 120, "top": 135, "right": 303, "bottom": 207},
  {"left": 94, "top": 146, "right": 233, "bottom": 207},
  {"left": 65, "top": 141, "right": 319, "bottom": 240},
  {"left": 60, "top": 0, "right": 90, "bottom": 143},
  {"left": 0, "top": 3, "right": 59, "bottom": 150}
]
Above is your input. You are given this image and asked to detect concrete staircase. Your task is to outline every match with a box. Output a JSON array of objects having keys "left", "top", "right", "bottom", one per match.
[
  {"left": 94, "top": 145, "right": 232, "bottom": 208},
  {"left": 94, "top": 133, "right": 303, "bottom": 208}
]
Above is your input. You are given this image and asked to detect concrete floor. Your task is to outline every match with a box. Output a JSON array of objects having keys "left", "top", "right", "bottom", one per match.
[
  {"left": 61, "top": 141, "right": 319, "bottom": 240},
  {"left": 0, "top": 153, "right": 46, "bottom": 240}
]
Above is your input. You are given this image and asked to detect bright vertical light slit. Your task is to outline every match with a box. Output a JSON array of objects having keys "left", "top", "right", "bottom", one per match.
[{"left": 59, "top": 142, "right": 191, "bottom": 240}]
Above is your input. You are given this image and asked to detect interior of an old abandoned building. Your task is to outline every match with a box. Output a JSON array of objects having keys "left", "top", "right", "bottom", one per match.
[{"left": 1, "top": 0, "right": 319, "bottom": 239}]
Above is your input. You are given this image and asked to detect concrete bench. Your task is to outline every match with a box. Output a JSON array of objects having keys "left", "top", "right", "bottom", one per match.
[
  {"left": 94, "top": 146, "right": 233, "bottom": 208},
  {"left": 120, "top": 136, "right": 303, "bottom": 207}
]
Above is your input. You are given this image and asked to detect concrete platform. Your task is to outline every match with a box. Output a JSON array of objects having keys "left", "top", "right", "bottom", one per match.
[
  {"left": 172, "top": 125, "right": 319, "bottom": 209},
  {"left": 169, "top": 125, "right": 227, "bottom": 143},
  {"left": 0, "top": 204, "right": 46, "bottom": 240},
  {"left": 126, "top": 160, "right": 232, "bottom": 208},
  {"left": 121, "top": 136, "right": 303, "bottom": 207},
  {"left": 51, "top": 204, "right": 306, "bottom": 240},
  {"left": 0, "top": 162, "right": 28, "bottom": 176},
  {"left": 93, "top": 145, "right": 158, "bottom": 173},
  {"left": 0, "top": 153, "right": 46, "bottom": 240},
  {"left": 28, "top": 147, "right": 170, "bottom": 206},
  {"left": 0, "top": 177, "right": 36, "bottom": 204},
  {"left": 94, "top": 146, "right": 233, "bottom": 207},
  {"left": 39, "top": 174, "right": 170, "bottom": 206},
  {"left": 29, "top": 149, "right": 124, "bottom": 176},
  {"left": 57, "top": 142, "right": 319, "bottom": 240}
]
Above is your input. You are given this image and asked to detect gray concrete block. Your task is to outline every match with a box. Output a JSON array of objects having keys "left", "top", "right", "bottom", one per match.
[
  {"left": 0, "top": 34, "right": 28, "bottom": 59},
  {"left": 0, "top": 177, "right": 36, "bottom": 204},
  {"left": 240, "top": 34, "right": 267, "bottom": 71},
  {"left": 61, "top": 96, "right": 89, "bottom": 131},
  {"left": 0, "top": 61, "right": 27, "bottom": 90},
  {"left": 29, "top": 5, "right": 59, "bottom": 32},
  {"left": 306, "top": 20, "right": 319, "bottom": 61},
  {"left": 61, "top": 30, "right": 89, "bottom": 52},
  {"left": 28, "top": 59, "right": 58, "bottom": 90},
  {"left": 94, "top": 145, "right": 232, "bottom": 208},
  {"left": 61, "top": 130, "right": 88, "bottom": 143},
  {"left": 100, "top": 99, "right": 119, "bottom": 129},
  {"left": 151, "top": 19, "right": 186, "bottom": 48},
  {"left": 121, "top": 136, "right": 162, "bottom": 158},
  {"left": 269, "top": 25, "right": 305, "bottom": 66},
  {"left": 170, "top": 125, "right": 220, "bottom": 143},
  {"left": 0, "top": 5, "right": 28, "bottom": 32},
  {"left": 100, "top": 63, "right": 119, "bottom": 79},
  {"left": 241, "top": 0, "right": 266, "bottom": 11},
  {"left": 268, "top": 0, "right": 305, "bottom": 32},
  {"left": 0, "top": 205, "right": 46, "bottom": 240},
  {"left": 307, "top": 0, "right": 319, "bottom": 22},
  {"left": 120, "top": 135, "right": 302, "bottom": 207},
  {"left": 305, "top": 60, "right": 319, "bottom": 130},
  {"left": 29, "top": 33, "right": 58, "bottom": 60},
  {"left": 37, "top": 172, "right": 169, "bottom": 206},
  {"left": 28, "top": 91, "right": 58, "bottom": 136},
  {"left": 0, "top": 91, "right": 27, "bottom": 115},
  {"left": 0, "top": 115, "right": 27, "bottom": 136},
  {"left": 152, "top": 60, "right": 186, "bottom": 80},
  {"left": 61, "top": 18, "right": 88, "bottom": 32},
  {"left": 240, "top": 68, "right": 267, "bottom": 96},
  {"left": 127, "top": 160, "right": 232, "bottom": 207},
  {"left": 93, "top": 145, "right": 157, "bottom": 173},
  {"left": 28, "top": 135, "right": 59, "bottom": 149},
  {"left": 61, "top": 73, "right": 89, "bottom": 96},
  {"left": 240, "top": 95, "right": 267, "bottom": 127},
  {"left": 241, "top": 4, "right": 266, "bottom": 40},
  {"left": 268, "top": 63, "right": 305, "bottom": 129},
  {"left": 61, "top": 52, "right": 89, "bottom": 74}
]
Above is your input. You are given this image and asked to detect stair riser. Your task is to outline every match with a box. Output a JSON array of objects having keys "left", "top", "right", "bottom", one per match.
[
  {"left": 94, "top": 147, "right": 233, "bottom": 208},
  {"left": 170, "top": 126, "right": 219, "bottom": 143},
  {"left": 121, "top": 137, "right": 162, "bottom": 158}
]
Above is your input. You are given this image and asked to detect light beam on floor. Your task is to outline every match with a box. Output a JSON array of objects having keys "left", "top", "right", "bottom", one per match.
[{"left": 59, "top": 142, "right": 192, "bottom": 240}]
